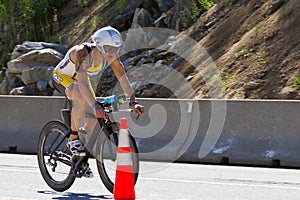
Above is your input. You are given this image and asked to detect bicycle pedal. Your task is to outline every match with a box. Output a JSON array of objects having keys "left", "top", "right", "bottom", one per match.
[
  {"left": 72, "top": 166, "right": 88, "bottom": 178},
  {"left": 71, "top": 170, "right": 83, "bottom": 178},
  {"left": 71, "top": 156, "right": 89, "bottom": 178}
]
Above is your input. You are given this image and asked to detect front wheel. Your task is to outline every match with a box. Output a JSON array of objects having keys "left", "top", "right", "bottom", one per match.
[
  {"left": 96, "top": 124, "right": 139, "bottom": 194},
  {"left": 37, "top": 120, "right": 75, "bottom": 192}
]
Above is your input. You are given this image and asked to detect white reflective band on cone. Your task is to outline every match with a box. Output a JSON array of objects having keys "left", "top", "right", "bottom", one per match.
[
  {"left": 119, "top": 128, "right": 130, "bottom": 147},
  {"left": 117, "top": 153, "right": 132, "bottom": 166}
]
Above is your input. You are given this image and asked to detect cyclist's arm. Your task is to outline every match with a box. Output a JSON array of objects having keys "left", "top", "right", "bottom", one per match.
[
  {"left": 110, "top": 59, "right": 136, "bottom": 103},
  {"left": 71, "top": 45, "right": 96, "bottom": 107}
]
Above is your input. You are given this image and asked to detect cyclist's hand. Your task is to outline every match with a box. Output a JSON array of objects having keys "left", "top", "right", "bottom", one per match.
[
  {"left": 132, "top": 103, "right": 144, "bottom": 116},
  {"left": 92, "top": 102, "right": 108, "bottom": 119}
]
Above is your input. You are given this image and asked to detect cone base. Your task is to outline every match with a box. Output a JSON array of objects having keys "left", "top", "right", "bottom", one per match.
[{"left": 114, "top": 165, "right": 135, "bottom": 200}]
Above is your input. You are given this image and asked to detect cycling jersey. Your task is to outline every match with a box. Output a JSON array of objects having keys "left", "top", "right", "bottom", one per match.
[
  {"left": 52, "top": 43, "right": 108, "bottom": 97},
  {"left": 56, "top": 43, "right": 108, "bottom": 77}
]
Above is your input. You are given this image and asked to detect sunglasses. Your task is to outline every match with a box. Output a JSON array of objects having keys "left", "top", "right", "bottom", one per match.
[{"left": 103, "top": 45, "right": 119, "bottom": 53}]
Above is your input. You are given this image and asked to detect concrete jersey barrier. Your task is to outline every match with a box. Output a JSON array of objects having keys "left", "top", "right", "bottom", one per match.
[{"left": 0, "top": 95, "right": 300, "bottom": 168}]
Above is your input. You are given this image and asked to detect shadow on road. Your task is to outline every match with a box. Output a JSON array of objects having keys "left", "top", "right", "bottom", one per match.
[{"left": 37, "top": 190, "right": 113, "bottom": 199}]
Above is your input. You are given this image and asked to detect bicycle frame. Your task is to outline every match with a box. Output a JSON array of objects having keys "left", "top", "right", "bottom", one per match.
[
  {"left": 47, "top": 99, "right": 132, "bottom": 177},
  {"left": 38, "top": 94, "right": 140, "bottom": 193}
]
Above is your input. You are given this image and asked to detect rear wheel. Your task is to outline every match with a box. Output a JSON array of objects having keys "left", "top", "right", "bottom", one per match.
[
  {"left": 96, "top": 123, "right": 139, "bottom": 193},
  {"left": 37, "top": 120, "right": 75, "bottom": 192}
]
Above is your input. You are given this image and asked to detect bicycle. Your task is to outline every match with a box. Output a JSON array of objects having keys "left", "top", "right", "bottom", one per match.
[{"left": 37, "top": 94, "right": 140, "bottom": 193}]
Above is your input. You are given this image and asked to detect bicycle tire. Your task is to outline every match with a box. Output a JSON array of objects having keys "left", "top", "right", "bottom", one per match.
[
  {"left": 96, "top": 124, "right": 139, "bottom": 193},
  {"left": 37, "top": 120, "right": 76, "bottom": 192}
]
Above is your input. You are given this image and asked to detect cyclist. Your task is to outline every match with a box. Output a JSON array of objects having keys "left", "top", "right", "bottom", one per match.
[{"left": 52, "top": 26, "right": 144, "bottom": 178}]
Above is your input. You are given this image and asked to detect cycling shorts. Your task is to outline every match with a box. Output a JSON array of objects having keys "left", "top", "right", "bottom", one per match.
[
  {"left": 52, "top": 68, "right": 95, "bottom": 99},
  {"left": 52, "top": 67, "right": 76, "bottom": 97}
]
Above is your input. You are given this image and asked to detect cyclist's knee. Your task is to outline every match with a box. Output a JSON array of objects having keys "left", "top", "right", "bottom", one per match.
[{"left": 66, "top": 82, "right": 81, "bottom": 100}]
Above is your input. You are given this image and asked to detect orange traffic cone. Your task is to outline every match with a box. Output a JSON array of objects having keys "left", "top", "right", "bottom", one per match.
[{"left": 114, "top": 118, "right": 135, "bottom": 200}]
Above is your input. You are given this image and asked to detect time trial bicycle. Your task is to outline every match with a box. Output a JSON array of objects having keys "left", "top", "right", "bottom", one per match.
[{"left": 37, "top": 94, "right": 140, "bottom": 193}]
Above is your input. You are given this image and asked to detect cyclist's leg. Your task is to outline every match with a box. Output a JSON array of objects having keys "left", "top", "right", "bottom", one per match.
[
  {"left": 81, "top": 77, "right": 98, "bottom": 135},
  {"left": 66, "top": 83, "right": 91, "bottom": 137},
  {"left": 67, "top": 78, "right": 98, "bottom": 137},
  {"left": 65, "top": 81, "right": 98, "bottom": 144},
  {"left": 53, "top": 70, "right": 79, "bottom": 141},
  {"left": 53, "top": 70, "right": 86, "bottom": 155},
  {"left": 67, "top": 84, "right": 94, "bottom": 144},
  {"left": 67, "top": 84, "right": 94, "bottom": 178},
  {"left": 53, "top": 71, "right": 94, "bottom": 177}
]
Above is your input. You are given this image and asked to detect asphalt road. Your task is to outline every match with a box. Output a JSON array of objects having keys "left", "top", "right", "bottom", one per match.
[{"left": 1, "top": 153, "right": 300, "bottom": 200}]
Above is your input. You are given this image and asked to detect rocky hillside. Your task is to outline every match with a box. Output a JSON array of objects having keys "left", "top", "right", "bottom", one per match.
[
  {"left": 1, "top": 0, "right": 299, "bottom": 99},
  {"left": 182, "top": 0, "right": 300, "bottom": 99}
]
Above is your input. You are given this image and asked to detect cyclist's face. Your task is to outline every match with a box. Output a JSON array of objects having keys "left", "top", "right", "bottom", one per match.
[
  {"left": 104, "top": 45, "right": 119, "bottom": 53},
  {"left": 102, "top": 45, "right": 119, "bottom": 62}
]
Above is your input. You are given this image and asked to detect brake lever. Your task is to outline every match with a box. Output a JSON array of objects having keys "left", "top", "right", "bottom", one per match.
[{"left": 136, "top": 108, "right": 143, "bottom": 120}]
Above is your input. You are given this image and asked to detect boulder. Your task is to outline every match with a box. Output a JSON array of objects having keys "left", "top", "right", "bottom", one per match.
[
  {"left": 36, "top": 80, "right": 48, "bottom": 92},
  {"left": 111, "top": 0, "right": 144, "bottom": 31},
  {"left": 156, "top": 0, "right": 175, "bottom": 12},
  {"left": 0, "top": 41, "right": 66, "bottom": 95},
  {"left": 21, "top": 67, "right": 53, "bottom": 86},
  {"left": 8, "top": 48, "right": 64, "bottom": 74},
  {"left": 9, "top": 85, "right": 37, "bottom": 95},
  {"left": 268, "top": 0, "right": 285, "bottom": 15},
  {"left": 0, "top": 80, "right": 10, "bottom": 94},
  {"left": 132, "top": 8, "right": 154, "bottom": 28},
  {"left": 0, "top": 74, "right": 24, "bottom": 95},
  {"left": 11, "top": 41, "right": 67, "bottom": 60},
  {"left": 278, "top": 86, "right": 298, "bottom": 99}
]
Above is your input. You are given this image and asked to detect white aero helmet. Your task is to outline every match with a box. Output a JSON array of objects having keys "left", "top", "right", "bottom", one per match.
[{"left": 91, "top": 26, "right": 122, "bottom": 53}]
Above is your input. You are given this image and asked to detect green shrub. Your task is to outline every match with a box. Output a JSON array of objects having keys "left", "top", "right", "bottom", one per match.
[
  {"left": 293, "top": 76, "right": 300, "bottom": 90},
  {"left": 0, "top": 0, "right": 69, "bottom": 71},
  {"left": 183, "top": 0, "right": 215, "bottom": 29}
]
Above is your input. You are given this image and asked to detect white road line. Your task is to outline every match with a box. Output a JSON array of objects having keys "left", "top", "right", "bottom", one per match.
[
  {"left": 0, "top": 167, "right": 38, "bottom": 173},
  {"left": 140, "top": 177, "right": 300, "bottom": 190},
  {"left": 2, "top": 166, "right": 300, "bottom": 191},
  {"left": 0, "top": 198, "right": 35, "bottom": 200}
]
